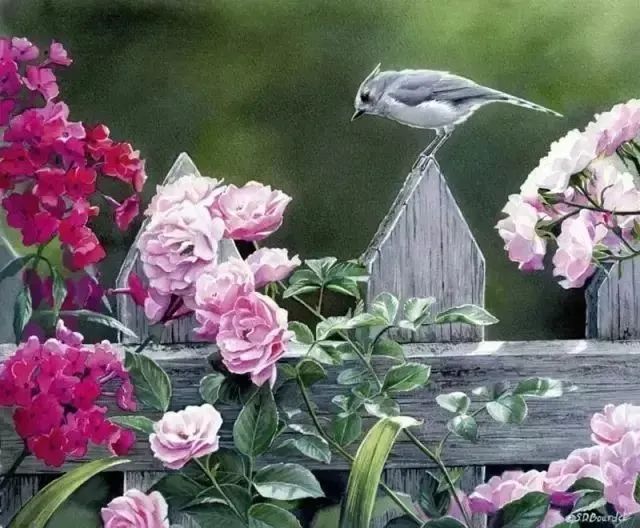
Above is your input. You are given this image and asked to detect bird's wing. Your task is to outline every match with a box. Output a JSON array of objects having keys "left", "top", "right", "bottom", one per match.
[{"left": 387, "top": 71, "right": 501, "bottom": 107}]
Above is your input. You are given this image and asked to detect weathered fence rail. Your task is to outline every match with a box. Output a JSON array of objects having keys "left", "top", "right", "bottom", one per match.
[{"left": 1, "top": 152, "right": 638, "bottom": 527}]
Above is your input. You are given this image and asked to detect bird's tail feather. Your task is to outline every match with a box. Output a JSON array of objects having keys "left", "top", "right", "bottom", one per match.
[{"left": 496, "top": 93, "right": 563, "bottom": 117}]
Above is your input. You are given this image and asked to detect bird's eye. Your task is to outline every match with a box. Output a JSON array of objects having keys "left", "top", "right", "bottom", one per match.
[{"left": 360, "top": 91, "right": 370, "bottom": 103}]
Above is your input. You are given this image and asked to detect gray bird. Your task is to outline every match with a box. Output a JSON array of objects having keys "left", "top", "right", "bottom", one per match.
[{"left": 352, "top": 64, "right": 562, "bottom": 168}]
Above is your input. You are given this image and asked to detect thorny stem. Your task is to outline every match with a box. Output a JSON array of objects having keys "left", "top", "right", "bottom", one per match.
[
  {"left": 296, "top": 376, "right": 423, "bottom": 525},
  {"left": 558, "top": 200, "right": 640, "bottom": 216},
  {"left": 193, "top": 457, "right": 243, "bottom": 520},
  {"left": 404, "top": 429, "right": 474, "bottom": 528},
  {"left": 132, "top": 334, "right": 154, "bottom": 355},
  {"left": 317, "top": 286, "right": 324, "bottom": 314},
  {"left": 0, "top": 446, "right": 28, "bottom": 493}
]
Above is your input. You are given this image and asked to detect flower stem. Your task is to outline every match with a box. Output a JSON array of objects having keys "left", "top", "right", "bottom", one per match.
[
  {"left": 0, "top": 447, "right": 28, "bottom": 493},
  {"left": 296, "top": 376, "right": 423, "bottom": 525},
  {"left": 132, "top": 335, "right": 154, "bottom": 355},
  {"left": 193, "top": 457, "right": 243, "bottom": 520}
]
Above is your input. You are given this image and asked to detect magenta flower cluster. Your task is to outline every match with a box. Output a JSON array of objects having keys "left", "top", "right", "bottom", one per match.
[
  {"left": 0, "top": 321, "right": 136, "bottom": 467},
  {"left": 116, "top": 174, "right": 300, "bottom": 387},
  {"left": 0, "top": 36, "right": 146, "bottom": 270},
  {"left": 497, "top": 99, "right": 640, "bottom": 288},
  {"left": 466, "top": 403, "right": 640, "bottom": 524}
]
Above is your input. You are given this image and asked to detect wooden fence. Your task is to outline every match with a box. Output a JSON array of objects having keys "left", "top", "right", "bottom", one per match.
[{"left": 1, "top": 153, "right": 638, "bottom": 527}]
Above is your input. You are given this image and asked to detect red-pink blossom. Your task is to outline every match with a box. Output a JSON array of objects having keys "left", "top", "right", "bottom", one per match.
[
  {"left": 24, "top": 66, "right": 59, "bottom": 101},
  {"left": 114, "top": 194, "right": 140, "bottom": 231},
  {"left": 47, "top": 41, "right": 72, "bottom": 66},
  {"left": 11, "top": 37, "right": 38, "bottom": 61}
]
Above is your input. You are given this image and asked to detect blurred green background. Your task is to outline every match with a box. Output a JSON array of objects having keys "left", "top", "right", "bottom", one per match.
[{"left": 1, "top": 0, "right": 638, "bottom": 525}]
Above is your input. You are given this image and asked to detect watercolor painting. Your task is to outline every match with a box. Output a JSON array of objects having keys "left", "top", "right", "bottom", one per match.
[{"left": 1, "top": 1, "right": 640, "bottom": 527}]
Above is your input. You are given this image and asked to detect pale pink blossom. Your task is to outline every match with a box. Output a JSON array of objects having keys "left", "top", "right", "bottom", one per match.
[
  {"left": 587, "top": 99, "right": 640, "bottom": 157},
  {"left": 601, "top": 431, "right": 640, "bottom": 516},
  {"left": 496, "top": 194, "right": 547, "bottom": 271},
  {"left": 247, "top": 248, "right": 301, "bottom": 287},
  {"left": 150, "top": 404, "right": 222, "bottom": 470},
  {"left": 138, "top": 203, "right": 225, "bottom": 298},
  {"left": 469, "top": 470, "right": 546, "bottom": 514},
  {"left": 587, "top": 164, "right": 640, "bottom": 228},
  {"left": 101, "top": 489, "right": 169, "bottom": 528},
  {"left": 146, "top": 174, "right": 223, "bottom": 217},
  {"left": 212, "top": 181, "right": 291, "bottom": 241},
  {"left": 545, "top": 445, "right": 603, "bottom": 492},
  {"left": 194, "top": 258, "right": 255, "bottom": 339},
  {"left": 552, "top": 210, "right": 608, "bottom": 288},
  {"left": 217, "top": 292, "right": 292, "bottom": 386},
  {"left": 591, "top": 403, "right": 640, "bottom": 445}
]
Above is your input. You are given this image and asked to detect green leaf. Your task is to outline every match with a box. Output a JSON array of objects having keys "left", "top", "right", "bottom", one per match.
[
  {"left": 385, "top": 516, "right": 420, "bottom": 527},
  {"left": 495, "top": 491, "right": 550, "bottom": 528},
  {"left": 311, "top": 493, "right": 414, "bottom": 528},
  {"left": 325, "top": 280, "right": 361, "bottom": 299},
  {"left": 372, "top": 338, "right": 405, "bottom": 362},
  {"left": 382, "top": 363, "right": 431, "bottom": 393},
  {"left": 186, "top": 504, "right": 248, "bottom": 528},
  {"left": 571, "top": 490, "right": 606, "bottom": 513},
  {"left": 436, "top": 392, "right": 470, "bottom": 413},
  {"left": 249, "top": 503, "right": 302, "bottom": 528},
  {"left": 486, "top": 394, "right": 528, "bottom": 424},
  {"left": 152, "top": 471, "right": 207, "bottom": 510},
  {"left": 306, "top": 257, "right": 338, "bottom": 279},
  {"left": 472, "top": 382, "right": 510, "bottom": 400},
  {"left": 340, "top": 416, "right": 420, "bottom": 528},
  {"left": 400, "top": 297, "right": 436, "bottom": 330},
  {"left": 186, "top": 482, "right": 251, "bottom": 516},
  {"left": 0, "top": 254, "right": 33, "bottom": 284},
  {"left": 297, "top": 358, "right": 327, "bottom": 387},
  {"left": 419, "top": 470, "right": 450, "bottom": 517},
  {"left": 422, "top": 518, "right": 467, "bottom": 528},
  {"left": 332, "top": 412, "right": 362, "bottom": 446},
  {"left": 200, "top": 373, "right": 226, "bottom": 404},
  {"left": 635, "top": 474, "right": 640, "bottom": 505},
  {"left": 364, "top": 396, "right": 400, "bottom": 418},
  {"left": 51, "top": 266, "right": 67, "bottom": 316},
  {"left": 233, "top": 384, "right": 278, "bottom": 456},
  {"left": 617, "top": 514, "right": 640, "bottom": 527},
  {"left": 513, "top": 377, "right": 564, "bottom": 398},
  {"left": 289, "top": 321, "right": 315, "bottom": 344},
  {"left": 316, "top": 316, "right": 353, "bottom": 340},
  {"left": 253, "top": 463, "right": 324, "bottom": 500},
  {"left": 434, "top": 304, "right": 499, "bottom": 326},
  {"left": 283, "top": 282, "right": 320, "bottom": 298},
  {"left": 125, "top": 351, "right": 172, "bottom": 412},
  {"left": 371, "top": 292, "right": 399, "bottom": 324},
  {"left": 276, "top": 435, "right": 332, "bottom": 464},
  {"left": 337, "top": 367, "right": 369, "bottom": 386},
  {"left": 347, "top": 312, "right": 389, "bottom": 328},
  {"left": 110, "top": 415, "right": 155, "bottom": 434},
  {"left": 13, "top": 286, "right": 32, "bottom": 342},
  {"left": 326, "top": 260, "right": 368, "bottom": 282},
  {"left": 218, "top": 374, "right": 258, "bottom": 406},
  {"left": 8, "top": 458, "right": 128, "bottom": 528},
  {"left": 59, "top": 310, "right": 138, "bottom": 339},
  {"left": 447, "top": 414, "right": 478, "bottom": 442}
]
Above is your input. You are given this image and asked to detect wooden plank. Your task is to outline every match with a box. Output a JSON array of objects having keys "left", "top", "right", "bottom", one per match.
[
  {"left": 362, "top": 159, "right": 485, "bottom": 343},
  {"left": 586, "top": 261, "right": 640, "bottom": 339},
  {"left": 0, "top": 476, "right": 40, "bottom": 526},
  {"left": 1, "top": 339, "right": 635, "bottom": 473}
]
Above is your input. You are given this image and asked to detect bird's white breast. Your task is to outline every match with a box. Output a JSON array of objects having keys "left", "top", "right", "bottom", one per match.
[{"left": 383, "top": 98, "right": 473, "bottom": 130}]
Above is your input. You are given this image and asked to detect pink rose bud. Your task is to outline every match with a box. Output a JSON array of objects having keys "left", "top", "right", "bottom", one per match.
[
  {"left": 246, "top": 247, "right": 301, "bottom": 288},
  {"left": 194, "top": 258, "right": 255, "bottom": 340},
  {"left": 216, "top": 292, "right": 293, "bottom": 387},
  {"left": 212, "top": 181, "right": 291, "bottom": 241},
  {"left": 101, "top": 489, "right": 169, "bottom": 528},
  {"left": 150, "top": 404, "right": 222, "bottom": 469}
]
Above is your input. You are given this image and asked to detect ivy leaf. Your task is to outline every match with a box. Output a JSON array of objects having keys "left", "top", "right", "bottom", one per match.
[
  {"left": 110, "top": 415, "right": 155, "bottom": 434},
  {"left": 0, "top": 254, "right": 34, "bottom": 284},
  {"left": 487, "top": 394, "right": 528, "bottom": 424},
  {"left": 325, "top": 280, "right": 361, "bottom": 299},
  {"left": 125, "top": 351, "right": 172, "bottom": 412},
  {"left": 347, "top": 312, "right": 389, "bottom": 328},
  {"left": 332, "top": 412, "right": 362, "bottom": 446},
  {"left": 337, "top": 367, "right": 370, "bottom": 386},
  {"left": 399, "top": 297, "right": 436, "bottom": 330},
  {"left": 472, "top": 382, "right": 510, "bottom": 400},
  {"left": 253, "top": 463, "right": 324, "bottom": 500},
  {"left": 364, "top": 396, "right": 400, "bottom": 418},
  {"left": 434, "top": 304, "right": 499, "bottom": 326},
  {"left": 276, "top": 435, "right": 331, "bottom": 464},
  {"left": 325, "top": 260, "right": 368, "bottom": 282},
  {"left": 233, "top": 384, "right": 278, "bottom": 456},
  {"left": 513, "top": 377, "right": 566, "bottom": 398},
  {"left": 60, "top": 309, "right": 138, "bottom": 339},
  {"left": 316, "top": 316, "right": 353, "bottom": 340},
  {"left": 200, "top": 373, "right": 226, "bottom": 405},
  {"left": 436, "top": 392, "right": 470, "bottom": 414},
  {"left": 370, "top": 292, "right": 399, "bottom": 324},
  {"left": 51, "top": 266, "right": 67, "bottom": 317},
  {"left": 306, "top": 257, "right": 338, "bottom": 279},
  {"left": 297, "top": 358, "right": 327, "bottom": 387},
  {"left": 249, "top": 503, "right": 302, "bottom": 528},
  {"left": 447, "top": 415, "right": 478, "bottom": 443},
  {"left": 371, "top": 338, "right": 405, "bottom": 362},
  {"left": 289, "top": 321, "right": 315, "bottom": 344},
  {"left": 13, "top": 286, "right": 32, "bottom": 343},
  {"left": 382, "top": 363, "right": 431, "bottom": 393}
]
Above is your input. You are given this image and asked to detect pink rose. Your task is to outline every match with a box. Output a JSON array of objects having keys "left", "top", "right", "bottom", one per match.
[
  {"left": 496, "top": 194, "right": 547, "bottom": 271},
  {"left": 217, "top": 292, "right": 293, "bottom": 386},
  {"left": 591, "top": 403, "right": 640, "bottom": 445},
  {"left": 587, "top": 99, "right": 640, "bottom": 156},
  {"left": 552, "top": 210, "right": 608, "bottom": 288},
  {"left": 194, "top": 258, "right": 255, "bottom": 340},
  {"left": 247, "top": 248, "right": 301, "bottom": 287},
  {"left": 150, "top": 403, "right": 222, "bottom": 470},
  {"left": 138, "top": 202, "right": 225, "bottom": 298},
  {"left": 470, "top": 470, "right": 546, "bottom": 514},
  {"left": 101, "top": 489, "right": 169, "bottom": 528},
  {"left": 587, "top": 164, "right": 640, "bottom": 229},
  {"left": 212, "top": 181, "right": 291, "bottom": 241},
  {"left": 146, "top": 174, "right": 223, "bottom": 217},
  {"left": 545, "top": 445, "right": 603, "bottom": 493},
  {"left": 601, "top": 431, "right": 640, "bottom": 515}
]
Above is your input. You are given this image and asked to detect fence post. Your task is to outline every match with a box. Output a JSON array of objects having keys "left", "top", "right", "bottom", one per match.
[
  {"left": 363, "top": 159, "right": 487, "bottom": 527},
  {"left": 586, "top": 262, "right": 640, "bottom": 339}
]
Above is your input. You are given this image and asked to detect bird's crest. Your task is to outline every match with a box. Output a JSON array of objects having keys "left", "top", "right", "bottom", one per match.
[{"left": 363, "top": 63, "right": 381, "bottom": 83}]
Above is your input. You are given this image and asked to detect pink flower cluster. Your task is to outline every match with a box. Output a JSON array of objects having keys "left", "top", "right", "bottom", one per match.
[
  {"left": 115, "top": 174, "right": 299, "bottom": 386},
  {"left": 469, "top": 403, "right": 640, "bottom": 522},
  {"left": 0, "top": 321, "right": 136, "bottom": 467},
  {"left": 0, "top": 36, "right": 146, "bottom": 270},
  {"left": 498, "top": 99, "right": 640, "bottom": 288},
  {"left": 101, "top": 489, "right": 169, "bottom": 528}
]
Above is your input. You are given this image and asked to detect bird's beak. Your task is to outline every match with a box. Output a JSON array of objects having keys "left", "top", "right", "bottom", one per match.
[{"left": 351, "top": 109, "right": 365, "bottom": 122}]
